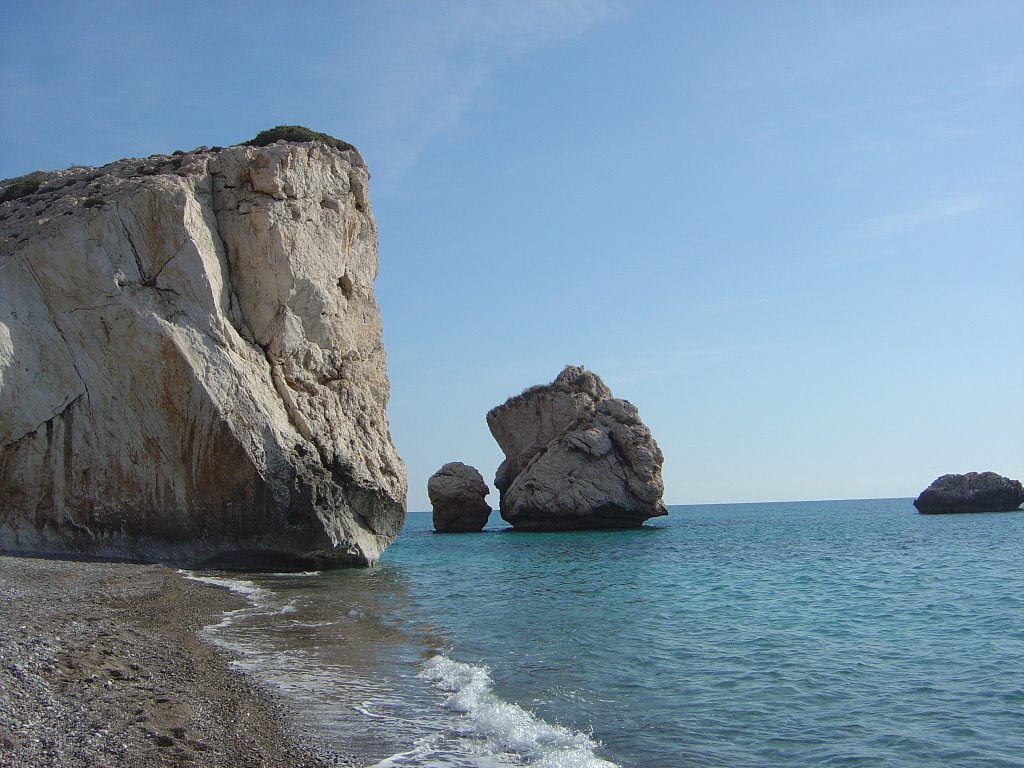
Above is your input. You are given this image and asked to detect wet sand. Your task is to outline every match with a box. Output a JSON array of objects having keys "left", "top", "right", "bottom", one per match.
[{"left": 0, "top": 555, "right": 355, "bottom": 768}]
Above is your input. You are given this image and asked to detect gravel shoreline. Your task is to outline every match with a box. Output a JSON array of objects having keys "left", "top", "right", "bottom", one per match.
[{"left": 0, "top": 555, "right": 356, "bottom": 768}]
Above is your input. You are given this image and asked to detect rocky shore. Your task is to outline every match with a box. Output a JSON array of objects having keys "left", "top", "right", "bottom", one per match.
[{"left": 0, "top": 555, "right": 352, "bottom": 768}]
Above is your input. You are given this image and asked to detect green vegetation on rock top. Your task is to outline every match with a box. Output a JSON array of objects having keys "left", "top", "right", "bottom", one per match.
[
  {"left": 243, "top": 125, "right": 355, "bottom": 152},
  {"left": 1, "top": 176, "right": 42, "bottom": 203}
]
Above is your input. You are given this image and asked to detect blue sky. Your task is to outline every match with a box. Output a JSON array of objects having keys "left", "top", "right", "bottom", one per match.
[{"left": 2, "top": 1, "right": 1021, "bottom": 511}]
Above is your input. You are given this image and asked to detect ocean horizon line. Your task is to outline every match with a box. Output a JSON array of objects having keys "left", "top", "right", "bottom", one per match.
[{"left": 406, "top": 495, "right": 918, "bottom": 515}]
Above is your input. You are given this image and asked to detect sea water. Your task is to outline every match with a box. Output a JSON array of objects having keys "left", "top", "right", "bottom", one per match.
[{"left": 194, "top": 500, "right": 1024, "bottom": 767}]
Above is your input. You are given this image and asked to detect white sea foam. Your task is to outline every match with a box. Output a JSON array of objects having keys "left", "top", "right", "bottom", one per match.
[
  {"left": 180, "top": 572, "right": 272, "bottom": 605},
  {"left": 366, "top": 734, "right": 504, "bottom": 768},
  {"left": 179, "top": 571, "right": 292, "bottom": 634},
  {"left": 418, "top": 655, "right": 619, "bottom": 768}
]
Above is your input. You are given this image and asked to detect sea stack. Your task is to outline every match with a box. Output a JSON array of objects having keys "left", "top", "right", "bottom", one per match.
[
  {"left": 487, "top": 366, "right": 667, "bottom": 530},
  {"left": 914, "top": 472, "right": 1024, "bottom": 515},
  {"left": 0, "top": 131, "right": 407, "bottom": 567},
  {"left": 428, "top": 462, "right": 492, "bottom": 532}
]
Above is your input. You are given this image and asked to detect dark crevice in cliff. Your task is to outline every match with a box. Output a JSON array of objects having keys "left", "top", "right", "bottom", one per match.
[
  {"left": 146, "top": 242, "right": 182, "bottom": 288},
  {"left": 21, "top": 259, "right": 90, "bottom": 401},
  {"left": 115, "top": 208, "right": 185, "bottom": 291},
  {"left": 208, "top": 175, "right": 258, "bottom": 345},
  {"left": 3, "top": 391, "right": 86, "bottom": 452},
  {"left": 117, "top": 214, "right": 149, "bottom": 285},
  {"left": 67, "top": 303, "right": 117, "bottom": 314}
]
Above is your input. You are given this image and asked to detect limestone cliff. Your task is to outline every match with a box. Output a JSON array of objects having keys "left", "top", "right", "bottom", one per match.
[{"left": 0, "top": 138, "right": 407, "bottom": 567}]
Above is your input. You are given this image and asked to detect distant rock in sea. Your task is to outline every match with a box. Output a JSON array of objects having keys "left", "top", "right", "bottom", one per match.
[
  {"left": 0, "top": 129, "right": 407, "bottom": 567},
  {"left": 428, "top": 462, "right": 491, "bottom": 532},
  {"left": 914, "top": 472, "right": 1024, "bottom": 515},
  {"left": 487, "top": 365, "right": 667, "bottom": 531}
]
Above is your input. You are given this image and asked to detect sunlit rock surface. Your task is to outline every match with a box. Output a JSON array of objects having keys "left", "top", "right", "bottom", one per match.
[
  {"left": 487, "top": 366, "right": 667, "bottom": 531},
  {"left": 0, "top": 140, "right": 406, "bottom": 567}
]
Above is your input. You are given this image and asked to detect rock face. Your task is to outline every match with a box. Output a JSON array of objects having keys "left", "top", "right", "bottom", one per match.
[
  {"left": 0, "top": 139, "right": 407, "bottom": 567},
  {"left": 427, "top": 462, "right": 491, "bottom": 532},
  {"left": 487, "top": 366, "right": 667, "bottom": 530},
  {"left": 914, "top": 472, "right": 1024, "bottom": 515}
]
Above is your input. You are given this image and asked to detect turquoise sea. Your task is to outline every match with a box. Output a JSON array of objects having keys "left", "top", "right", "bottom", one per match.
[{"left": 193, "top": 499, "right": 1024, "bottom": 767}]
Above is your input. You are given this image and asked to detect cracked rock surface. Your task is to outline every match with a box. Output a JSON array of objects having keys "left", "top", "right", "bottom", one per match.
[
  {"left": 0, "top": 141, "right": 406, "bottom": 567},
  {"left": 487, "top": 366, "right": 667, "bottom": 530}
]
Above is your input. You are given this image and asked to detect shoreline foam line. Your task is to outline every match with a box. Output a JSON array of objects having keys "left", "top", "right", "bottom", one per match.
[
  {"left": 179, "top": 571, "right": 293, "bottom": 635},
  {"left": 419, "top": 655, "right": 620, "bottom": 768}
]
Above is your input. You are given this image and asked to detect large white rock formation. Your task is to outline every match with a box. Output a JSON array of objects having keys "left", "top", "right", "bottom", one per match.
[{"left": 0, "top": 139, "right": 407, "bottom": 567}]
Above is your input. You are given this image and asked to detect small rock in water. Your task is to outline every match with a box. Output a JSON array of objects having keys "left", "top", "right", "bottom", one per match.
[
  {"left": 428, "top": 462, "right": 491, "bottom": 532},
  {"left": 914, "top": 471, "right": 1024, "bottom": 514}
]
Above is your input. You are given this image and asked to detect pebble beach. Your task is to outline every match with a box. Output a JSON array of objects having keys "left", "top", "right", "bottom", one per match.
[{"left": 0, "top": 555, "right": 352, "bottom": 768}]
